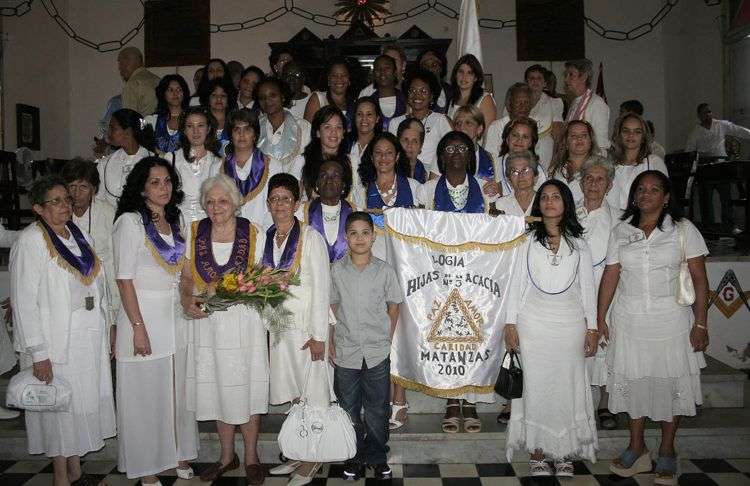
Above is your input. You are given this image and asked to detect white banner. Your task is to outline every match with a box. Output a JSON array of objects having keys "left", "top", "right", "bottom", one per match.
[
  {"left": 705, "top": 260, "right": 750, "bottom": 369},
  {"left": 385, "top": 207, "right": 526, "bottom": 397}
]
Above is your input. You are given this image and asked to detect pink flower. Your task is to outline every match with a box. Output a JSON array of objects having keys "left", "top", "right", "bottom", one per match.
[
  {"left": 259, "top": 275, "right": 272, "bottom": 285},
  {"left": 279, "top": 283, "right": 289, "bottom": 291}
]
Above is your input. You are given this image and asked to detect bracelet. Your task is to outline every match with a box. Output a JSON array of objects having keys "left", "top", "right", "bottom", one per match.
[
  {"left": 694, "top": 323, "right": 708, "bottom": 330},
  {"left": 131, "top": 321, "right": 144, "bottom": 327}
]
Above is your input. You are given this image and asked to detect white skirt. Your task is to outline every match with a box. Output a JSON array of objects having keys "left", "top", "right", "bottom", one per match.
[
  {"left": 0, "top": 321, "right": 16, "bottom": 375},
  {"left": 186, "top": 305, "right": 269, "bottom": 424},
  {"left": 117, "top": 353, "right": 198, "bottom": 479},
  {"left": 506, "top": 287, "right": 598, "bottom": 462},
  {"left": 606, "top": 298, "right": 705, "bottom": 422},
  {"left": 25, "top": 309, "right": 116, "bottom": 457},
  {"left": 586, "top": 343, "right": 608, "bottom": 387},
  {"left": 269, "top": 328, "right": 332, "bottom": 407}
]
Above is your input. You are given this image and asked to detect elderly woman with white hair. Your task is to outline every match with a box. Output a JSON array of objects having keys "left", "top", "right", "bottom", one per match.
[
  {"left": 576, "top": 156, "right": 622, "bottom": 430},
  {"left": 494, "top": 150, "right": 540, "bottom": 218},
  {"left": 179, "top": 174, "right": 269, "bottom": 485}
]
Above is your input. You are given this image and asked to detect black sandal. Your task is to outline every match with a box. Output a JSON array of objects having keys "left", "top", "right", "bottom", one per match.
[{"left": 597, "top": 408, "right": 618, "bottom": 430}]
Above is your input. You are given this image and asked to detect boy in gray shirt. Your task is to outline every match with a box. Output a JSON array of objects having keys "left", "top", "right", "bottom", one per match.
[{"left": 330, "top": 211, "right": 402, "bottom": 481}]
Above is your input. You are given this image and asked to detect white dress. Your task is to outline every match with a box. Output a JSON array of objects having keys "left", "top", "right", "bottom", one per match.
[
  {"left": 505, "top": 237, "right": 598, "bottom": 462},
  {"left": 495, "top": 193, "right": 534, "bottom": 217},
  {"left": 446, "top": 92, "right": 495, "bottom": 120},
  {"left": 290, "top": 93, "right": 312, "bottom": 120},
  {"left": 566, "top": 90, "right": 611, "bottom": 151},
  {"left": 269, "top": 225, "right": 333, "bottom": 407},
  {"left": 348, "top": 142, "right": 368, "bottom": 208},
  {"left": 578, "top": 200, "right": 622, "bottom": 386},
  {"left": 113, "top": 213, "right": 198, "bottom": 478},
  {"left": 96, "top": 146, "right": 152, "bottom": 207},
  {"left": 605, "top": 216, "right": 707, "bottom": 421},
  {"left": 173, "top": 148, "right": 222, "bottom": 223},
  {"left": 10, "top": 224, "right": 116, "bottom": 457},
  {"left": 185, "top": 223, "right": 270, "bottom": 424},
  {"left": 389, "top": 112, "right": 452, "bottom": 176},
  {"left": 606, "top": 155, "right": 669, "bottom": 210},
  {"left": 530, "top": 93, "right": 564, "bottom": 170}
]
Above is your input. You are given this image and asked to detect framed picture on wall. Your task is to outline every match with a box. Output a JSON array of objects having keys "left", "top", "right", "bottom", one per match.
[{"left": 16, "top": 104, "right": 40, "bottom": 151}]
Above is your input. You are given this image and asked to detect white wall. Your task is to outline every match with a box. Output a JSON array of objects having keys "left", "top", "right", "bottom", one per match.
[
  {"left": 1, "top": 0, "right": 725, "bottom": 158},
  {"left": 2, "top": 0, "right": 70, "bottom": 158}
]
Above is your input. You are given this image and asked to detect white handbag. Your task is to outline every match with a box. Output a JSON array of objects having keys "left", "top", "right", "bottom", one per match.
[
  {"left": 6, "top": 368, "right": 72, "bottom": 412},
  {"left": 676, "top": 220, "right": 695, "bottom": 306},
  {"left": 277, "top": 361, "right": 357, "bottom": 463}
]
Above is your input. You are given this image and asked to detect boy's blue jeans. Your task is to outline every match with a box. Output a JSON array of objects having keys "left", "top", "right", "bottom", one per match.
[{"left": 334, "top": 357, "right": 391, "bottom": 465}]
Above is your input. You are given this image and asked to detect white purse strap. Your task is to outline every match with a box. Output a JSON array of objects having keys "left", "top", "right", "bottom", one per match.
[
  {"left": 677, "top": 220, "right": 687, "bottom": 264},
  {"left": 298, "top": 343, "right": 335, "bottom": 405}
]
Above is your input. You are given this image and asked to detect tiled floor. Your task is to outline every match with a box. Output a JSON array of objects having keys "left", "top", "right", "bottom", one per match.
[{"left": 0, "top": 458, "right": 748, "bottom": 485}]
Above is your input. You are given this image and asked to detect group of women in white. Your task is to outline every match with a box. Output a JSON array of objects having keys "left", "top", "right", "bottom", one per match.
[{"left": 8, "top": 47, "right": 709, "bottom": 486}]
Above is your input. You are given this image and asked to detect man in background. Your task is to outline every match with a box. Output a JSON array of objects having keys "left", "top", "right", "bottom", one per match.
[{"left": 118, "top": 46, "right": 159, "bottom": 116}]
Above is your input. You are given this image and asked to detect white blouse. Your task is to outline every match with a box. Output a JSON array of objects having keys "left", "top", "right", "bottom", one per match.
[
  {"left": 495, "top": 193, "right": 534, "bottom": 217},
  {"left": 505, "top": 236, "right": 597, "bottom": 329},
  {"left": 388, "top": 111, "right": 452, "bottom": 176},
  {"left": 289, "top": 93, "right": 312, "bottom": 120},
  {"left": 96, "top": 146, "right": 153, "bottom": 207},
  {"left": 173, "top": 148, "right": 222, "bottom": 223},
  {"left": 605, "top": 216, "right": 708, "bottom": 315},
  {"left": 607, "top": 155, "right": 669, "bottom": 210}
]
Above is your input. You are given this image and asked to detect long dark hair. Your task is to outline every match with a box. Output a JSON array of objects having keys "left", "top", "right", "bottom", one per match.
[
  {"left": 436, "top": 131, "right": 476, "bottom": 175},
  {"left": 529, "top": 179, "right": 584, "bottom": 250},
  {"left": 500, "top": 117, "right": 540, "bottom": 157},
  {"left": 348, "top": 97, "right": 383, "bottom": 147},
  {"left": 448, "top": 54, "right": 484, "bottom": 108},
  {"left": 115, "top": 156, "right": 184, "bottom": 225},
  {"left": 197, "top": 58, "right": 234, "bottom": 102},
  {"left": 177, "top": 106, "right": 220, "bottom": 162},
  {"left": 621, "top": 169, "right": 682, "bottom": 229},
  {"left": 155, "top": 74, "right": 190, "bottom": 115},
  {"left": 199, "top": 78, "right": 238, "bottom": 110},
  {"left": 358, "top": 132, "right": 410, "bottom": 186},
  {"left": 301, "top": 106, "right": 349, "bottom": 198},
  {"left": 111, "top": 108, "right": 155, "bottom": 152}
]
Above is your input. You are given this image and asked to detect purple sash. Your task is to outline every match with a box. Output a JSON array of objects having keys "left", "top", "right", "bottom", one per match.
[
  {"left": 413, "top": 159, "right": 428, "bottom": 183},
  {"left": 367, "top": 175, "right": 414, "bottom": 229},
  {"left": 307, "top": 198, "right": 352, "bottom": 262},
  {"left": 434, "top": 176, "right": 485, "bottom": 213},
  {"left": 141, "top": 211, "right": 186, "bottom": 266},
  {"left": 263, "top": 218, "right": 302, "bottom": 270},
  {"left": 372, "top": 89, "right": 407, "bottom": 131},
  {"left": 38, "top": 219, "right": 97, "bottom": 277},
  {"left": 193, "top": 217, "right": 252, "bottom": 285},
  {"left": 476, "top": 146, "right": 495, "bottom": 180},
  {"left": 154, "top": 113, "right": 181, "bottom": 154},
  {"left": 224, "top": 149, "right": 267, "bottom": 199}
]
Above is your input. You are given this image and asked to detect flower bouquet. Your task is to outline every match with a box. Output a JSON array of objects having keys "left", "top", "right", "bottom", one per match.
[{"left": 199, "top": 266, "right": 300, "bottom": 335}]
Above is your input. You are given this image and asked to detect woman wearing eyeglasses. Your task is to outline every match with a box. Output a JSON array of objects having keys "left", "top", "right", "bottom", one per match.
[
  {"left": 265, "top": 173, "right": 333, "bottom": 485},
  {"left": 388, "top": 70, "right": 453, "bottom": 180},
  {"left": 11, "top": 177, "right": 116, "bottom": 486},
  {"left": 416, "top": 131, "right": 494, "bottom": 434}
]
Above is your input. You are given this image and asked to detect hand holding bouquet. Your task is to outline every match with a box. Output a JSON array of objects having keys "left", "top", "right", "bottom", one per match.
[{"left": 198, "top": 266, "right": 300, "bottom": 335}]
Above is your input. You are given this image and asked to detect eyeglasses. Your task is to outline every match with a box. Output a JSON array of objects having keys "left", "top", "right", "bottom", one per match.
[
  {"left": 43, "top": 197, "right": 74, "bottom": 207},
  {"left": 510, "top": 167, "right": 533, "bottom": 177},
  {"left": 268, "top": 195, "right": 295, "bottom": 205},
  {"left": 443, "top": 144, "right": 469, "bottom": 154},
  {"left": 408, "top": 88, "right": 430, "bottom": 96}
]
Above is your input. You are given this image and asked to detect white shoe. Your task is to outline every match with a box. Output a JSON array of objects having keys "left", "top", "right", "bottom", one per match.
[
  {"left": 529, "top": 459, "right": 552, "bottom": 476},
  {"left": 270, "top": 460, "right": 301, "bottom": 475},
  {"left": 286, "top": 463, "right": 321, "bottom": 486},
  {"left": 175, "top": 466, "right": 194, "bottom": 479},
  {"left": 0, "top": 406, "right": 19, "bottom": 420}
]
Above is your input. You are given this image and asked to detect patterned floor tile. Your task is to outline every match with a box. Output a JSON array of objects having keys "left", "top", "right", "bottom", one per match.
[{"left": 438, "top": 463, "right": 478, "bottom": 478}]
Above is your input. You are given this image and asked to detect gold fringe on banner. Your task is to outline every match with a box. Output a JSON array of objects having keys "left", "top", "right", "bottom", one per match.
[
  {"left": 39, "top": 223, "right": 102, "bottom": 286},
  {"left": 391, "top": 375, "right": 496, "bottom": 397},
  {"left": 386, "top": 224, "right": 526, "bottom": 253},
  {"left": 145, "top": 237, "right": 185, "bottom": 276}
]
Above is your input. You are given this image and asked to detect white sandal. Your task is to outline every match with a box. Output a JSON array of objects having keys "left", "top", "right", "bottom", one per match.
[{"left": 389, "top": 401, "right": 409, "bottom": 430}]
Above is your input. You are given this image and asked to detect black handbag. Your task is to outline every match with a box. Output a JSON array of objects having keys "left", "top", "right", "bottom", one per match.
[{"left": 494, "top": 350, "right": 523, "bottom": 399}]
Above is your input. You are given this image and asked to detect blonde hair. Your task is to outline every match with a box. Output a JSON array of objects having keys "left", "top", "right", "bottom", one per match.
[
  {"left": 549, "top": 120, "right": 599, "bottom": 179},
  {"left": 452, "top": 104, "right": 485, "bottom": 131}
]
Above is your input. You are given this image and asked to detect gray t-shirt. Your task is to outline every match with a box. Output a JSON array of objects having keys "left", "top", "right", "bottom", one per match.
[{"left": 330, "top": 254, "right": 403, "bottom": 369}]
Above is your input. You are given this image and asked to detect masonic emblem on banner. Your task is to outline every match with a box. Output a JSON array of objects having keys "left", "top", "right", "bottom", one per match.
[
  {"left": 426, "top": 288, "right": 483, "bottom": 343},
  {"left": 708, "top": 269, "right": 750, "bottom": 319}
]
